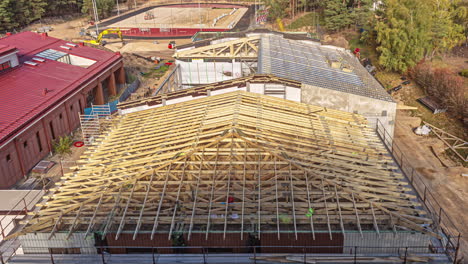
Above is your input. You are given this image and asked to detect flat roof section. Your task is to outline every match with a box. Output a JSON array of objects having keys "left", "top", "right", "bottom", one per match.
[
  {"left": 12, "top": 91, "right": 433, "bottom": 241},
  {"left": 258, "top": 35, "right": 394, "bottom": 102},
  {"left": 0, "top": 32, "right": 122, "bottom": 145}
]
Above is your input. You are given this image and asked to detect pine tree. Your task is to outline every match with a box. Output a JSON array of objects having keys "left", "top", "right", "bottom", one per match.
[
  {"left": 320, "top": 0, "right": 373, "bottom": 31},
  {"left": 46, "top": 0, "right": 83, "bottom": 16},
  {"left": 0, "top": 0, "right": 18, "bottom": 32},
  {"left": 82, "top": 0, "right": 115, "bottom": 19},
  {"left": 264, "top": 0, "right": 290, "bottom": 20}
]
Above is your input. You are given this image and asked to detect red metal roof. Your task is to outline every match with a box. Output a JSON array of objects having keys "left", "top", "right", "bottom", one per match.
[
  {"left": 0, "top": 32, "right": 122, "bottom": 145},
  {"left": 0, "top": 44, "right": 17, "bottom": 57}
]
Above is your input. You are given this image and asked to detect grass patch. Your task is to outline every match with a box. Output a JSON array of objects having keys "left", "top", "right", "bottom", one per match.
[
  {"left": 375, "top": 71, "right": 467, "bottom": 153},
  {"left": 141, "top": 65, "right": 170, "bottom": 79},
  {"left": 286, "top": 12, "right": 321, "bottom": 30}
]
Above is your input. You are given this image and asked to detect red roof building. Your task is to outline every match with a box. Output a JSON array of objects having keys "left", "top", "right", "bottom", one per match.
[{"left": 0, "top": 32, "right": 125, "bottom": 188}]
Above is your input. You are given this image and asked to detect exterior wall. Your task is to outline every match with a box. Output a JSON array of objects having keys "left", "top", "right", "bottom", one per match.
[
  {"left": 177, "top": 60, "right": 242, "bottom": 86},
  {"left": 343, "top": 232, "right": 430, "bottom": 254},
  {"left": 301, "top": 84, "right": 397, "bottom": 136},
  {"left": 0, "top": 142, "right": 23, "bottom": 188},
  {"left": 0, "top": 52, "right": 19, "bottom": 68},
  {"left": 0, "top": 63, "right": 124, "bottom": 189},
  {"left": 20, "top": 233, "right": 96, "bottom": 254},
  {"left": 106, "top": 233, "right": 173, "bottom": 254}
]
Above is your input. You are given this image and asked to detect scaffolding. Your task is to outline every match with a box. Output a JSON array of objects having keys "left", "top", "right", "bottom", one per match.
[{"left": 79, "top": 104, "right": 111, "bottom": 145}]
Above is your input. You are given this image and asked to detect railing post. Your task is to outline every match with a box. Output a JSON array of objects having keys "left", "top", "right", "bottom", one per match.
[
  {"left": 22, "top": 198, "right": 28, "bottom": 214},
  {"left": 410, "top": 168, "right": 414, "bottom": 184},
  {"left": 202, "top": 247, "right": 207, "bottom": 264},
  {"left": 354, "top": 246, "right": 357, "bottom": 264},
  {"left": 101, "top": 248, "right": 106, "bottom": 264},
  {"left": 303, "top": 248, "right": 306, "bottom": 264},
  {"left": 403, "top": 247, "right": 408, "bottom": 264},
  {"left": 49, "top": 250, "right": 55, "bottom": 264},
  {"left": 453, "top": 234, "right": 461, "bottom": 264},
  {"left": 438, "top": 208, "right": 442, "bottom": 226},
  {"left": 152, "top": 247, "right": 156, "bottom": 264},
  {"left": 253, "top": 246, "right": 257, "bottom": 264},
  {"left": 0, "top": 222, "right": 5, "bottom": 239},
  {"left": 423, "top": 186, "right": 427, "bottom": 203}
]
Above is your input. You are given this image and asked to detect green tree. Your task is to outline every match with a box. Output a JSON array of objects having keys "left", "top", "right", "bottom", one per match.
[
  {"left": 46, "top": 0, "right": 83, "bottom": 16},
  {"left": 82, "top": 0, "right": 115, "bottom": 19},
  {"left": 429, "top": 0, "right": 465, "bottom": 55},
  {"left": 375, "top": 0, "right": 433, "bottom": 72},
  {"left": 320, "top": 0, "right": 373, "bottom": 31},
  {"left": 0, "top": 0, "right": 18, "bottom": 32},
  {"left": 0, "top": 0, "right": 47, "bottom": 32},
  {"left": 264, "top": 0, "right": 290, "bottom": 20}
]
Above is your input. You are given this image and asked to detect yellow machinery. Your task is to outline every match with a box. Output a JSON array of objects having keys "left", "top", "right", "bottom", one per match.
[
  {"left": 276, "top": 18, "right": 285, "bottom": 32},
  {"left": 84, "top": 28, "right": 124, "bottom": 46}
]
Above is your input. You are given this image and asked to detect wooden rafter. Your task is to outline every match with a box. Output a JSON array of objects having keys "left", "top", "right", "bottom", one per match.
[
  {"left": 10, "top": 91, "right": 435, "bottom": 241},
  {"left": 174, "top": 36, "right": 260, "bottom": 59}
]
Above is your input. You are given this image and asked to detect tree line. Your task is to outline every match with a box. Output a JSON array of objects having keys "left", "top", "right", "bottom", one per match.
[
  {"left": 263, "top": 0, "right": 467, "bottom": 73},
  {"left": 0, "top": 0, "right": 132, "bottom": 32}
]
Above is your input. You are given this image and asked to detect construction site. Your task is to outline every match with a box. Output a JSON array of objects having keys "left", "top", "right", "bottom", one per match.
[{"left": 0, "top": 0, "right": 466, "bottom": 264}]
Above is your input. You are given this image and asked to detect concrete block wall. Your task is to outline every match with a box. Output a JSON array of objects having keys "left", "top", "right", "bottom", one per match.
[
  {"left": 20, "top": 232, "right": 96, "bottom": 254},
  {"left": 301, "top": 84, "right": 397, "bottom": 137}
]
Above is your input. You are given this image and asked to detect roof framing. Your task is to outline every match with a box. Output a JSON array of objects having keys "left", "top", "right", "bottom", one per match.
[
  {"left": 175, "top": 36, "right": 260, "bottom": 59},
  {"left": 11, "top": 91, "right": 434, "bottom": 240}
]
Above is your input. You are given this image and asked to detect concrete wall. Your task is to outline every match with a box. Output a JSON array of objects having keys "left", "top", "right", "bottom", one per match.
[
  {"left": 343, "top": 232, "right": 430, "bottom": 254},
  {"left": 20, "top": 233, "right": 96, "bottom": 254},
  {"left": 121, "top": 84, "right": 301, "bottom": 115},
  {"left": 301, "top": 84, "right": 396, "bottom": 136},
  {"left": 177, "top": 60, "right": 242, "bottom": 85}
]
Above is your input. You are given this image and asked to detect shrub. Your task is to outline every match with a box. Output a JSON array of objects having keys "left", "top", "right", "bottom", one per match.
[
  {"left": 53, "top": 136, "right": 73, "bottom": 157},
  {"left": 409, "top": 62, "right": 467, "bottom": 119},
  {"left": 460, "top": 69, "right": 468, "bottom": 78}
]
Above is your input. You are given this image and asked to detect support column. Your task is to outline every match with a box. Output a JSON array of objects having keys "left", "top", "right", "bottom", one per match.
[
  {"left": 109, "top": 71, "right": 117, "bottom": 96},
  {"left": 117, "top": 67, "right": 126, "bottom": 85},
  {"left": 94, "top": 81, "right": 105, "bottom": 105}
]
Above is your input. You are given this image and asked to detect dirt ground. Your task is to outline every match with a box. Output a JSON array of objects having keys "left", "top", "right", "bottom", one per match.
[
  {"left": 394, "top": 111, "right": 468, "bottom": 260},
  {"left": 108, "top": 6, "right": 248, "bottom": 29},
  {"left": 25, "top": 17, "right": 88, "bottom": 42}
]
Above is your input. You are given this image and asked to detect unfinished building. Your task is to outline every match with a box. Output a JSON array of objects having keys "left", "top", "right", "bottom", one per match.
[
  {"left": 170, "top": 31, "right": 396, "bottom": 135},
  {"left": 10, "top": 91, "right": 439, "bottom": 257}
]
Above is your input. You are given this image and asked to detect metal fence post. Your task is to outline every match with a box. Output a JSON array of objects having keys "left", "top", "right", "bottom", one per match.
[
  {"left": 49, "top": 250, "right": 55, "bottom": 264},
  {"left": 101, "top": 249, "right": 106, "bottom": 264},
  {"left": 453, "top": 234, "right": 461, "bottom": 264},
  {"left": 152, "top": 247, "right": 156, "bottom": 264},
  {"left": 403, "top": 247, "right": 408, "bottom": 263},
  {"left": 354, "top": 246, "right": 357, "bottom": 264},
  {"left": 203, "top": 247, "right": 207, "bottom": 264},
  {"left": 423, "top": 186, "right": 427, "bottom": 203},
  {"left": 253, "top": 246, "right": 257, "bottom": 264}
]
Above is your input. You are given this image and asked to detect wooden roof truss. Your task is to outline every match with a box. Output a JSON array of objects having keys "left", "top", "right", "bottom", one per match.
[
  {"left": 174, "top": 36, "right": 260, "bottom": 59},
  {"left": 12, "top": 91, "right": 436, "bottom": 241}
]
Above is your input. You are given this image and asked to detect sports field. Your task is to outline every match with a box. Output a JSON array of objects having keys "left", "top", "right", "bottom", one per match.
[{"left": 108, "top": 6, "right": 248, "bottom": 29}]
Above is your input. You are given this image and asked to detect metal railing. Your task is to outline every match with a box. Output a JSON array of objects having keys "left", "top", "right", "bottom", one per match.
[
  {"left": 4, "top": 245, "right": 451, "bottom": 264},
  {"left": 375, "top": 119, "right": 462, "bottom": 262}
]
